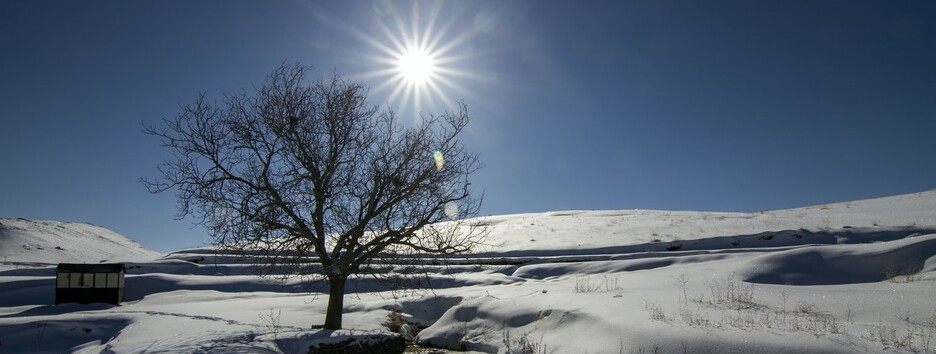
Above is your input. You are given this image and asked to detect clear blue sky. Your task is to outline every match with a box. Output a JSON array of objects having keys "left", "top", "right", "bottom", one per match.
[{"left": 2, "top": 1, "right": 934, "bottom": 253}]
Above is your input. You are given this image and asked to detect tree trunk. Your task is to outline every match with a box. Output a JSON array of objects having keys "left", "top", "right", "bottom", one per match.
[{"left": 323, "top": 274, "right": 348, "bottom": 330}]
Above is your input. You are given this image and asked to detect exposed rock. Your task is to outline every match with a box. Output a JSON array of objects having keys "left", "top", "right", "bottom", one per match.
[{"left": 309, "top": 334, "right": 405, "bottom": 354}]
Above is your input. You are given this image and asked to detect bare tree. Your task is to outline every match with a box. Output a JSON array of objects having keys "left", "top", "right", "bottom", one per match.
[{"left": 143, "top": 63, "right": 483, "bottom": 330}]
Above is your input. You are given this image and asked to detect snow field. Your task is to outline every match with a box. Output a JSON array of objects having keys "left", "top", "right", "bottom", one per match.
[{"left": 0, "top": 190, "right": 935, "bottom": 353}]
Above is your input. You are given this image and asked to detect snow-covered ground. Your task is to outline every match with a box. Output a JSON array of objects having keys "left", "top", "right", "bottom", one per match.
[
  {"left": 1, "top": 191, "right": 935, "bottom": 353},
  {"left": 0, "top": 219, "right": 160, "bottom": 265}
]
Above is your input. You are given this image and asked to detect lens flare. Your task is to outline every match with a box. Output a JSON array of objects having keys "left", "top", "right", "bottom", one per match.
[
  {"left": 433, "top": 151, "right": 445, "bottom": 170},
  {"left": 444, "top": 201, "right": 459, "bottom": 220}
]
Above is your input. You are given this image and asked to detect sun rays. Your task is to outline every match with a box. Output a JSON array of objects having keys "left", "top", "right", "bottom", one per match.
[{"left": 355, "top": 2, "right": 481, "bottom": 120}]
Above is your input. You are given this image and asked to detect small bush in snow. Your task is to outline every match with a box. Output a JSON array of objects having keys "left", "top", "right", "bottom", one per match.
[
  {"left": 795, "top": 302, "right": 819, "bottom": 315},
  {"left": 503, "top": 330, "right": 546, "bottom": 354},
  {"left": 257, "top": 308, "right": 282, "bottom": 340},
  {"left": 385, "top": 310, "right": 404, "bottom": 333},
  {"left": 678, "top": 307, "right": 710, "bottom": 327},
  {"left": 705, "top": 273, "right": 755, "bottom": 310},
  {"left": 643, "top": 298, "right": 667, "bottom": 321},
  {"left": 864, "top": 309, "right": 936, "bottom": 352},
  {"left": 574, "top": 274, "right": 621, "bottom": 293},
  {"left": 885, "top": 262, "right": 924, "bottom": 283}
]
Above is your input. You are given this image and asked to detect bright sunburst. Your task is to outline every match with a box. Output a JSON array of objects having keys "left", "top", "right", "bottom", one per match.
[
  {"left": 397, "top": 46, "right": 437, "bottom": 86},
  {"left": 353, "top": 2, "right": 482, "bottom": 120}
]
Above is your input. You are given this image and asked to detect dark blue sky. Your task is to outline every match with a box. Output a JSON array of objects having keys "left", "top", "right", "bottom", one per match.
[{"left": 2, "top": 1, "right": 934, "bottom": 252}]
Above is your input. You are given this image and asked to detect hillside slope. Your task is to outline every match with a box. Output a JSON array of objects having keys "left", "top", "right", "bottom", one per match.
[
  {"left": 473, "top": 190, "right": 936, "bottom": 254},
  {"left": 0, "top": 218, "right": 161, "bottom": 265}
]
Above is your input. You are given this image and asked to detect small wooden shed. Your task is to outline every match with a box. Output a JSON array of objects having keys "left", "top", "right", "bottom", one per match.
[{"left": 55, "top": 263, "right": 126, "bottom": 305}]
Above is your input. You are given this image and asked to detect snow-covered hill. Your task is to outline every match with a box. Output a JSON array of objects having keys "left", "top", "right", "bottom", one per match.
[
  {"left": 0, "top": 218, "right": 161, "bottom": 265},
  {"left": 474, "top": 190, "right": 936, "bottom": 255},
  {"left": 1, "top": 191, "right": 935, "bottom": 353}
]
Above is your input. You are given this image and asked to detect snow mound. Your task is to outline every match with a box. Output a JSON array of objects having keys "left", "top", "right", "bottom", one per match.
[
  {"left": 744, "top": 233, "right": 936, "bottom": 285},
  {"left": 0, "top": 218, "right": 161, "bottom": 265}
]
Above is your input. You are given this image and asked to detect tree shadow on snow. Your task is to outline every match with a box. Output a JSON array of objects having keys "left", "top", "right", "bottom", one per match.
[{"left": 121, "top": 270, "right": 491, "bottom": 301}]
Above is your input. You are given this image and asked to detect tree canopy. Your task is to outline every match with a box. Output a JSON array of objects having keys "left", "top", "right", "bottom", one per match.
[{"left": 144, "top": 63, "right": 483, "bottom": 329}]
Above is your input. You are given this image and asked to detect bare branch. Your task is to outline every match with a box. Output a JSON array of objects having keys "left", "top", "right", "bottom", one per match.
[{"left": 142, "top": 63, "right": 483, "bottom": 330}]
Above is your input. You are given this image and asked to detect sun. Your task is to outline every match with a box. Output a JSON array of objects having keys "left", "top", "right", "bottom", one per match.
[
  {"left": 352, "top": 2, "right": 483, "bottom": 119},
  {"left": 397, "top": 46, "right": 437, "bottom": 86}
]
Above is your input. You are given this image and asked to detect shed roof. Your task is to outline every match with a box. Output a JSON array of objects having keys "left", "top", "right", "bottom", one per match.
[{"left": 56, "top": 263, "right": 125, "bottom": 273}]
